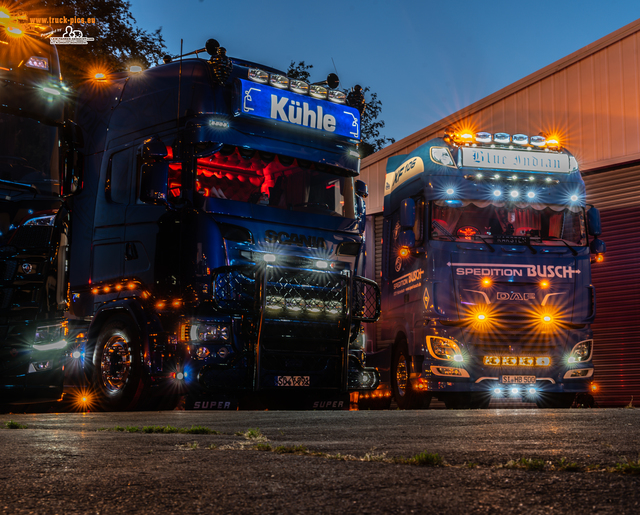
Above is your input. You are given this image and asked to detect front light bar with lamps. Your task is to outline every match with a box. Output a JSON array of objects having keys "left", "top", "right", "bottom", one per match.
[
  {"left": 443, "top": 128, "right": 564, "bottom": 151},
  {"left": 248, "top": 67, "right": 347, "bottom": 104},
  {"left": 427, "top": 336, "right": 463, "bottom": 361}
]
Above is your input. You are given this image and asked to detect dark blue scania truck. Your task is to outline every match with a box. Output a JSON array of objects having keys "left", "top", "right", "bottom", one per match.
[
  {"left": 370, "top": 129, "right": 605, "bottom": 409},
  {"left": 61, "top": 39, "right": 380, "bottom": 410}
]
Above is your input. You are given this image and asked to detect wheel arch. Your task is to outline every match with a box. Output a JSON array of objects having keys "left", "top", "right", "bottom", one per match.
[{"left": 85, "top": 299, "right": 161, "bottom": 364}]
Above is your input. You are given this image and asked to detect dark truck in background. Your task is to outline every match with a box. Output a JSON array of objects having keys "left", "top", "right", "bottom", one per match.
[{"left": 0, "top": 13, "right": 73, "bottom": 407}]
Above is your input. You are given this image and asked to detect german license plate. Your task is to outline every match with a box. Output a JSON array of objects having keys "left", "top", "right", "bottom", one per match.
[
  {"left": 501, "top": 375, "right": 536, "bottom": 384},
  {"left": 276, "top": 376, "right": 310, "bottom": 387}
]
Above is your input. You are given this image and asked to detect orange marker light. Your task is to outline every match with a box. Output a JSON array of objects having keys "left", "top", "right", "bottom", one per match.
[
  {"left": 595, "top": 254, "right": 604, "bottom": 263},
  {"left": 103, "top": 286, "right": 110, "bottom": 293},
  {"left": 540, "top": 280, "right": 550, "bottom": 289},
  {"left": 481, "top": 277, "right": 492, "bottom": 287},
  {"left": 399, "top": 247, "right": 410, "bottom": 257},
  {"left": 477, "top": 313, "right": 487, "bottom": 321},
  {"left": 542, "top": 315, "right": 553, "bottom": 323},
  {"left": 127, "top": 282, "right": 136, "bottom": 290}
]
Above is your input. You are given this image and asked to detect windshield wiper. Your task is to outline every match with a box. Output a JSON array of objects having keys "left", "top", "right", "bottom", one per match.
[
  {"left": 472, "top": 234, "right": 495, "bottom": 252},
  {"left": 0, "top": 178, "right": 39, "bottom": 195},
  {"left": 536, "top": 236, "right": 578, "bottom": 256}
]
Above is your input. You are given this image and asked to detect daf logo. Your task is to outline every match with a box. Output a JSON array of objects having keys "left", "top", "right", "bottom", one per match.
[
  {"left": 21, "top": 263, "right": 33, "bottom": 274},
  {"left": 265, "top": 230, "right": 326, "bottom": 249},
  {"left": 497, "top": 292, "right": 536, "bottom": 301}
]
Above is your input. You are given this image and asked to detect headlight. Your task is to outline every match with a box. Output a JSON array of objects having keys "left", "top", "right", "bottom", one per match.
[
  {"left": 569, "top": 339, "right": 592, "bottom": 363},
  {"left": 427, "top": 336, "right": 462, "bottom": 361},
  {"left": 24, "top": 214, "right": 56, "bottom": 226},
  {"left": 190, "top": 324, "right": 229, "bottom": 342},
  {"left": 33, "top": 323, "right": 68, "bottom": 351}
]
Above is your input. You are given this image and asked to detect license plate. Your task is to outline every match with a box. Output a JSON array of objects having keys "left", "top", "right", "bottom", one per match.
[
  {"left": 276, "top": 376, "right": 310, "bottom": 387},
  {"left": 501, "top": 375, "right": 536, "bottom": 384}
]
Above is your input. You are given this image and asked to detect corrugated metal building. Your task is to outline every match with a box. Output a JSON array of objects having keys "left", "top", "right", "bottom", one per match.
[{"left": 360, "top": 18, "right": 640, "bottom": 407}]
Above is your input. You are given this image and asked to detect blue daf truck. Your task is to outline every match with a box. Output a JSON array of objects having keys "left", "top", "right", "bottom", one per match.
[
  {"left": 60, "top": 39, "right": 380, "bottom": 410},
  {"left": 0, "top": 11, "right": 73, "bottom": 408},
  {"left": 369, "top": 128, "right": 605, "bottom": 409}
]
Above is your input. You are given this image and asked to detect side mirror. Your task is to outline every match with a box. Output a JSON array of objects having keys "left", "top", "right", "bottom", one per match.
[
  {"left": 399, "top": 230, "right": 415, "bottom": 248},
  {"left": 141, "top": 136, "right": 168, "bottom": 161},
  {"left": 400, "top": 198, "right": 415, "bottom": 228},
  {"left": 61, "top": 121, "right": 84, "bottom": 195},
  {"left": 355, "top": 180, "right": 368, "bottom": 198},
  {"left": 140, "top": 162, "right": 169, "bottom": 204},
  {"left": 587, "top": 206, "right": 602, "bottom": 236},
  {"left": 590, "top": 238, "right": 606, "bottom": 255}
]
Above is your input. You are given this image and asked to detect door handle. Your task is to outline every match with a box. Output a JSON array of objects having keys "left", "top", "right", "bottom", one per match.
[{"left": 125, "top": 242, "right": 138, "bottom": 261}]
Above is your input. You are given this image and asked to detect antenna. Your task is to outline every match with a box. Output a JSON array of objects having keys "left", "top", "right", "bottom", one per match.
[{"left": 331, "top": 57, "right": 339, "bottom": 76}]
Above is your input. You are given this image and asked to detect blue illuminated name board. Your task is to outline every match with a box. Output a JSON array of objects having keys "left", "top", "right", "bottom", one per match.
[{"left": 237, "top": 79, "right": 360, "bottom": 140}]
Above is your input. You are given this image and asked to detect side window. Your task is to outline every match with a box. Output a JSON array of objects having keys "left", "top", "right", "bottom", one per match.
[{"left": 106, "top": 148, "right": 133, "bottom": 204}]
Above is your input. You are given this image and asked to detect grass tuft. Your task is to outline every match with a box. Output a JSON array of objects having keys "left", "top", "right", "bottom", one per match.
[
  {"left": 615, "top": 459, "right": 640, "bottom": 475},
  {"left": 557, "top": 457, "right": 582, "bottom": 472},
  {"left": 255, "top": 443, "right": 273, "bottom": 452},
  {"left": 409, "top": 451, "right": 444, "bottom": 467},
  {"left": 4, "top": 420, "right": 28, "bottom": 429},
  {"left": 244, "top": 427, "right": 263, "bottom": 439}
]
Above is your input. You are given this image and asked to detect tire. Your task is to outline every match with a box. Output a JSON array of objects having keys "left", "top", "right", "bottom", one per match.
[
  {"left": 91, "top": 316, "right": 145, "bottom": 411},
  {"left": 391, "top": 340, "right": 431, "bottom": 410},
  {"left": 443, "top": 393, "right": 492, "bottom": 409},
  {"left": 535, "top": 393, "right": 575, "bottom": 409}
]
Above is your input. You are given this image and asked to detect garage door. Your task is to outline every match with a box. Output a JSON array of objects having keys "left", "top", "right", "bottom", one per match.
[{"left": 584, "top": 165, "right": 640, "bottom": 407}]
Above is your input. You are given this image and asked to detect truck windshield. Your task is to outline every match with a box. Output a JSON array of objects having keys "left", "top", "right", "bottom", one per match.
[
  {"left": 430, "top": 199, "right": 586, "bottom": 246},
  {"left": 0, "top": 112, "right": 59, "bottom": 194},
  {"left": 180, "top": 150, "right": 356, "bottom": 219}
]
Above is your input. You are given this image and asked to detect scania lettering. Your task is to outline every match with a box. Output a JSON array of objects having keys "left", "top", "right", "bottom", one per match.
[
  {"left": 59, "top": 39, "right": 380, "bottom": 410},
  {"left": 367, "top": 129, "right": 605, "bottom": 409}
]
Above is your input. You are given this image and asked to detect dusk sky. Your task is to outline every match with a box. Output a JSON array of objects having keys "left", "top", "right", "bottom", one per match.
[{"left": 130, "top": 0, "right": 640, "bottom": 145}]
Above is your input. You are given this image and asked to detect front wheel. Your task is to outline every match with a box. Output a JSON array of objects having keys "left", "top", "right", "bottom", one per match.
[
  {"left": 91, "top": 316, "right": 145, "bottom": 411},
  {"left": 391, "top": 341, "right": 431, "bottom": 410}
]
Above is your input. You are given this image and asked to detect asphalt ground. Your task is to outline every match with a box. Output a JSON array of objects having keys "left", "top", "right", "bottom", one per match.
[{"left": 1, "top": 408, "right": 639, "bottom": 514}]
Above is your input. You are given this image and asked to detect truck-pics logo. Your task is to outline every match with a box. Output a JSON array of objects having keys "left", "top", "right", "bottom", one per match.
[
  {"left": 265, "top": 230, "right": 326, "bottom": 248},
  {"left": 449, "top": 262, "right": 580, "bottom": 279}
]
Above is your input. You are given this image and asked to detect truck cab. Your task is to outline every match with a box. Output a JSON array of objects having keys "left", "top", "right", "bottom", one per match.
[
  {"left": 374, "top": 129, "right": 604, "bottom": 409},
  {"left": 66, "top": 40, "right": 380, "bottom": 410}
]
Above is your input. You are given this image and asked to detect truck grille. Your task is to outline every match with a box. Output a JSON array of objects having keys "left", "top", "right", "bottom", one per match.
[{"left": 211, "top": 265, "right": 378, "bottom": 322}]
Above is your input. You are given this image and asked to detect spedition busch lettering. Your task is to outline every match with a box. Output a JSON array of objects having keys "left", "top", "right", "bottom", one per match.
[
  {"left": 239, "top": 79, "right": 360, "bottom": 139},
  {"left": 449, "top": 262, "right": 581, "bottom": 279},
  {"left": 265, "top": 230, "right": 326, "bottom": 248}
]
